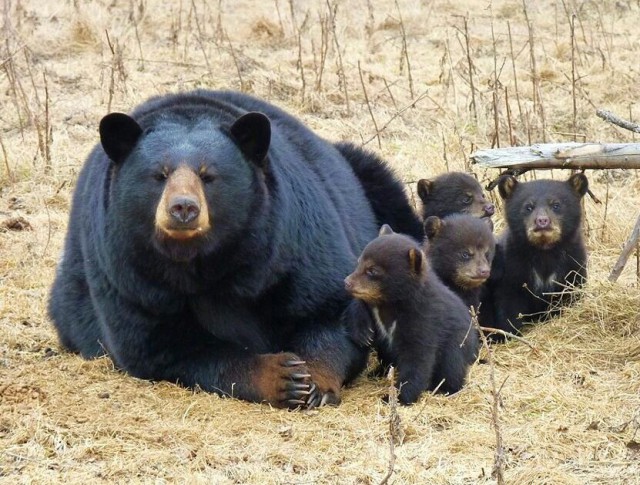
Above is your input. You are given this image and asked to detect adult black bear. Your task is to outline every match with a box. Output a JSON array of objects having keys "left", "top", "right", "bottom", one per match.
[
  {"left": 481, "top": 173, "right": 588, "bottom": 337},
  {"left": 344, "top": 225, "right": 478, "bottom": 405},
  {"left": 49, "top": 90, "right": 418, "bottom": 409},
  {"left": 423, "top": 214, "right": 495, "bottom": 311},
  {"left": 417, "top": 172, "right": 495, "bottom": 220}
]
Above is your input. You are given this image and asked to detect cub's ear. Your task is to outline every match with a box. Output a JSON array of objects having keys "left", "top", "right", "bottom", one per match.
[
  {"left": 408, "top": 247, "right": 425, "bottom": 276},
  {"left": 567, "top": 173, "right": 589, "bottom": 197},
  {"left": 423, "top": 216, "right": 443, "bottom": 240},
  {"left": 497, "top": 175, "right": 518, "bottom": 200},
  {"left": 379, "top": 224, "right": 395, "bottom": 236},
  {"left": 230, "top": 112, "right": 271, "bottom": 169},
  {"left": 416, "top": 179, "right": 433, "bottom": 202},
  {"left": 99, "top": 113, "right": 143, "bottom": 164}
]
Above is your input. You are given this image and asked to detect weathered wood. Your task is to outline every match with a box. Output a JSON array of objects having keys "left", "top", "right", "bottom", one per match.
[
  {"left": 596, "top": 109, "right": 640, "bottom": 134},
  {"left": 471, "top": 142, "right": 640, "bottom": 170},
  {"left": 608, "top": 214, "right": 640, "bottom": 283}
]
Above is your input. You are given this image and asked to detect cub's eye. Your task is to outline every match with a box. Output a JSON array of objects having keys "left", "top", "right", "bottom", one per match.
[
  {"left": 461, "top": 251, "right": 471, "bottom": 260},
  {"left": 462, "top": 195, "right": 473, "bottom": 204},
  {"left": 200, "top": 172, "right": 215, "bottom": 184},
  {"left": 524, "top": 203, "right": 534, "bottom": 212},
  {"left": 551, "top": 202, "right": 561, "bottom": 211},
  {"left": 365, "top": 267, "right": 380, "bottom": 278}
]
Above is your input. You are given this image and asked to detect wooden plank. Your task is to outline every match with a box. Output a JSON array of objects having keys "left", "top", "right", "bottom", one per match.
[{"left": 471, "top": 142, "right": 640, "bottom": 170}]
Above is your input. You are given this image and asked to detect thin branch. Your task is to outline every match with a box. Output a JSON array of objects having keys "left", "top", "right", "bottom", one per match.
[{"left": 596, "top": 109, "right": 640, "bottom": 134}]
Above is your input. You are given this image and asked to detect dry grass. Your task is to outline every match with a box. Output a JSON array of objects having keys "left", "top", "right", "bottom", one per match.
[{"left": 1, "top": 0, "right": 639, "bottom": 483}]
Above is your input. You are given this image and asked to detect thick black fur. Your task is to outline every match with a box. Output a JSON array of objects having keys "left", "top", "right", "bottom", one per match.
[
  {"left": 344, "top": 228, "right": 478, "bottom": 405},
  {"left": 424, "top": 214, "right": 495, "bottom": 311},
  {"left": 48, "top": 90, "right": 418, "bottom": 408},
  {"left": 480, "top": 174, "right": 588, "bottom": 338},
  {"left": 334, "top": 142, "right": 423, "bottom": 240}
]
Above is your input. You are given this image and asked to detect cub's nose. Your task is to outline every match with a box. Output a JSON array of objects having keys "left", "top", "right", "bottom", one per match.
[
  {"left": 344, "top": 276, "right": 354, "bottom": 292},
  {"left": 536, "top": 215, "right": 550, "bottom": 229},
  {"left": 483, "top": 203, "right": 495, "bottom": 216},
  {"left": 169, "top": 196, "right": 200, "bottom": 224}
]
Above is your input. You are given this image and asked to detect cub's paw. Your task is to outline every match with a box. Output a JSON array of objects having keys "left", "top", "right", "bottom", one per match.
[{"left": 253, "top": 353, "right": 315, "bottom": 409}]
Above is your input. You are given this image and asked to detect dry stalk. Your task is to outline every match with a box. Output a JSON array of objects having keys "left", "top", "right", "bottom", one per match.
[
  {"left": 463, "top": 17, "right": 477, "bottom": 124},
  {"left": 395, "top": 0, "right": 414, "bottom": 98},
  {"left": 362, "top": 90, "right": 429, "bottom": 146},
  {"left": 379, "top": 366, "right": 400, "bottom": 485},
  {"left": 507, "top": 22, "right": 523, "bottom": 125},
  {"left": 505, "top": 86, "right": 514, "bottom": 145},
  {"left": 190, "top": 0, "right": 213, "bottom": 76},
  {"left": 0, "top": 134, "right": 14, "bottom": 183},
  {"left": 314, "top": 7, "right": 329, "bottom": 92},
  {"left": 297, "top": 31, "right": 306, "bottom": 105},
  {"left": 609, "top": 213, "right": 640, "bottom": 283},
  {"left": 472, "top": 309, "right": 506, "bottom": 485},
  {"left": 570, "top": 13, "right": 577, "bottom": 142},
  {"left": 358, "top": 61, "right": 381, "bottom": 150},
  {"left": 326, "top": 0, "right": 350, "bottom": 114},
  {"left": 225, "top": 33, "right": 245, "bottom": 91}
]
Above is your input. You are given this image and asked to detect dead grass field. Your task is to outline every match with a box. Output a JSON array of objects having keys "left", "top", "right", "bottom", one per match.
[{"left": 1, "top": 0, "right": 639, "bottom": 483}]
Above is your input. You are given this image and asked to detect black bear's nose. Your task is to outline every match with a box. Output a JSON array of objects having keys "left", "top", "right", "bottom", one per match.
[
  {"left": 478, "top": 268, "right": 491, "bottom": 279},
  {"left": 169, "top": 196, "right": 200, "bottom": 224}
]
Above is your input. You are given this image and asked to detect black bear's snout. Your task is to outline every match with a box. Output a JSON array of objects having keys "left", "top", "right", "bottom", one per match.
[{"left": 169, "top": 196, "right": 201, "bottom": 224}]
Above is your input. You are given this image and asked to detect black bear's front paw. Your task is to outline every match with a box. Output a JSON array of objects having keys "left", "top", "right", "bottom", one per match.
[{"left": 253, "top": 353, "right": 315, "bottom": 409}]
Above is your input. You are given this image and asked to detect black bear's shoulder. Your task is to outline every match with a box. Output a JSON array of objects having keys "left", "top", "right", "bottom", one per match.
[{"left": 335, "top": 142, "right": 423, "bottom": 240}]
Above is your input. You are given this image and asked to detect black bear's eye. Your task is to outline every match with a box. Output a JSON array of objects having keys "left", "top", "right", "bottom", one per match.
[
  {"left": 525, "top": 203, "right": 534, "bottom": 212},
  {"left": 200, "top": 172, "right": 215, "bottom": 184},
  {"left": 462, "top": 195, "right": 473, "bottom": 204},
  {"left": 365, "top": 267, "right": 379, "bottom": 278},
  {"left": 461, "top": 251, "right": 471, "bottom": 260},
  {"left": 551, "top": 202, "right": 561, "bottom": 211},
  {"left": 153, "top": 171, "right": 168, "bottom": 182}
]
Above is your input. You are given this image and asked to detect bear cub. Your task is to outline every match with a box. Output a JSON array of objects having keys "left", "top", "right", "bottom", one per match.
[
  {"left": 417, "top": 172, "right": 495, "bottom": 220},
  {"left": 481, "top": 173, "right": 589, "bottom": 336},
  {"left": 344, "top": 225, "right": 479, "bottom": 405},
  {"left": 423, "top": 214, "right": 495, "bottom": 312}
]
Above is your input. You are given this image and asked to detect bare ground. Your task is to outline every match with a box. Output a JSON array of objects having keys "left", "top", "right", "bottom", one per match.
[{"left": 1, "top": 1, "right": 639, "bottom": 483}]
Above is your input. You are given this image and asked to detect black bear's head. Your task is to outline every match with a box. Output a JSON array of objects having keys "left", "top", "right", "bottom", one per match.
[
  {"left": 344, "top": 225, "right": 427, "bottom": 304},
  {"left": 100, "top": 111, "right": 272, "bottom": 263},
  {"left": 417, "top": 172, "right": 495, "bottom": 220},
  {"left": 499, "top": 173, "right": 588, "bottom": 250},
  {"left": 424, "top": 214, "right": 495, "bottom": 290}
]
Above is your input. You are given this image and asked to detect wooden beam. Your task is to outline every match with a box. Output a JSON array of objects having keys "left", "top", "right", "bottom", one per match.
[{"left": 471, "top": 142, "right": 640, "bottom": 170}]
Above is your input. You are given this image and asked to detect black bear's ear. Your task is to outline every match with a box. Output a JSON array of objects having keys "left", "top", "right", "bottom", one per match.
[
  {"left": 416, "top": 179, "right": 433, "bottom": 201},
  {"left": 230, "top": 112, "right": 271, "bottom": 169},
  {"left": 99, "top": 113, "right": 143, "bottom": 164},
  {"left": 423, "top": 216, "right": 442, "bottom": 239},
  {"left": 379, "top": 224, "right": 395, "bottom": 236},
  {"left": 498, "top": 175, "right": 518, "bottom": 200},
  {"left": 408, "top": 248, "right": 425, "bottom": 276},
  {"left": 567, "top": 173, "right": 589, "bottom": 197}
]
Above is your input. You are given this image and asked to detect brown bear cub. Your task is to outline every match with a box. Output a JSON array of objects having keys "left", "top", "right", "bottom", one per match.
[
  {"left": 480, "top": 173, "right": 589, "bottom": 338},
  {"left": 344, "top": 225, "right": 479, "bottom": 405},
  {"left": 423, "top": 214, "right": 495, "bottom": 311},
  {"left": 417, "top": 172, "right": 495, "bottom": 219}
]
